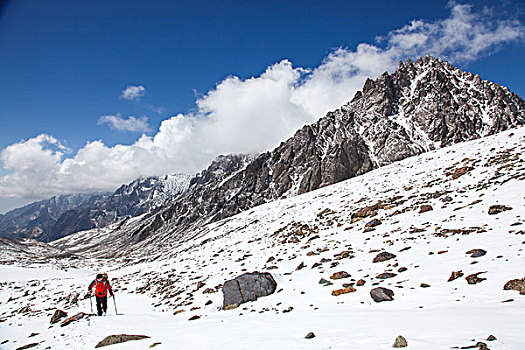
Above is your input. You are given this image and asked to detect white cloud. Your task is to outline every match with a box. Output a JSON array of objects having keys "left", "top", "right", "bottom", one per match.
[
  {"left": 0, "top": 3, "right": 523, "bottom": 202},
  {"left": 98, "top": 114, "right": 150, "bottom": 132},
  {"left": 120, "top": 85, "right": 145, "bottom": 100}
]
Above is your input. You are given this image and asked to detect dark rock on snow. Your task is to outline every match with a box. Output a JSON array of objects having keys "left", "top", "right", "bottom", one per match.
[
  {"left": 488, "top": 204, "right": 512, "bottom": 215},
  {"left": 223, "top": 272, "right": 277, "bottom": 310},
  {"left": 393, "top": 335, "right": 408, "bottom": 348},
  {"left": 372, "top": 251, "right": 396, "bottom": 263},
  {"left": 370, "top": 287, "right": 395, "bottom": 302},
  {"left": 305, "top": 332, "right": 316, "bottom": 339},
  {"left": 503, "top": 278, "right": 525, "bottom": 294},
  {"left": 419, "top": 205, "right": 433, "bottom": 213},
  {"left": 465, "top": 272, "right": 487, "bottom": 285},
  {"left": 466, "top": 249, "right": 487, "bottom": 258},
  {"left": 50, "top": 309, "right": 67, "bottom": 324},
  {"left": 448, "top": 270, "right": 464, "bottom": 282},
  {"left": 95, "top": 334, "right": 150, "bottom": 348}
]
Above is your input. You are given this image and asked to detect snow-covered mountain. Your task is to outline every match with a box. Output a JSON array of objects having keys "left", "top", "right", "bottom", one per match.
[
  {"left": 0, "top": 174, "right": 192, "bottom": 242},
  {"left": 1, "top": 125, "right": 523, "bottom": 349},
  {"left": 53, "top": 55, "right": 524, "bottom": 254}
]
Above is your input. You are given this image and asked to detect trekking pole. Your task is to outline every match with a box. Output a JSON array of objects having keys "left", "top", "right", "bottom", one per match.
[
  {"left": 113, "top": 295, "right": 118, "bottom": 315},
  {"left": 89, "top": 294, "right": 93, "bottom": 314}
]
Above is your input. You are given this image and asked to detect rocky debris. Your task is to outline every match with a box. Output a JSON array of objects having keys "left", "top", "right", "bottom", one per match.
[
  {"left": 488, "top": 205, "right": 512, "bottom": 215},
  {"left": 296, "top": 262, "right": 306, "bottom": 271},
  {"left": 331, "top": 287, "right": 356, "bottom": 296},
  {"left": 60, "top": 312, "right": 89, "bottom": 327},
  {"left": 377, "top": 272, "right": 397, "bottom": 279},
  {"left": 448, "top": 166, "right": 473, "bottom": 180},
  {"left": 356, "top": 279, "right": 366, "bottom": 286},
  {"left": 393, "top": 335, "right": 408, "bottom": 348},
  {"left": 95, "top": 334, "right": 150, "bottom": 348},
  {"left": 448, "top": 270, "right": 464, "bottom": 282},
  {"left": 465, "top": 272, "right": 487, "bottom": 284},
  {"left": 365, "top": 218, "right": 382, "bottom": 227},
  {"left": 372, "top": 251, "right": 396, "bottom": 263},
  {"left": 188, "top": 315, "right": 200, "bottom": 321},
  {"left": 486, "top": 335, "right": 497, "bottom": 341},
  {"left": 15, "top": 343, "right": 39, "bottom": 350},
  {"left": 50, "top": 309, "right": 67, "bottom": 324},
  {"left": 305, "top": 332, "right": 315, "bottom": 339},
  {"left": 503, "top": 278, "right": 525, "bottom": 294},
  {"left": 352, "top": 202, "right": 383, "bottom": 219},
  {"left": 330, "top": 271, "right": 350, "bottom": 280},
  {"left": 318, "top": 278, "right": 330, "bottom": 285},
  {"left": 419, "top": 205, "right": 433, "bottom": 213},
  {"left": 420, "top": 283, "right": 431, "bottom": 288},
  {"left": 466, "top": 249, "right": 487, "bottom": 258},
  {"left": 370, "top": 287, "right": 394, "bottom": 302},
  {"left": 149, "top": 342, "right": 162, "bottom": 348},
  {"left": 222, "top": 272, "right": 277, "bottom": 310}
]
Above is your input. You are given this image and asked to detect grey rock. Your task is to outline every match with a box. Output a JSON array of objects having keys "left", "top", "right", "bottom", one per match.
[
  {"left": 372, "top": 251, "right": 396, "bottom": 263},
  {"left": 370, "top": 287, "right": 394, "bottom": 302},
  {"left": 305, "top": 332, "right": 316, "bottom": 339},
  {"left": 223, "top": 272, "right": 277, "bottom": 310}
]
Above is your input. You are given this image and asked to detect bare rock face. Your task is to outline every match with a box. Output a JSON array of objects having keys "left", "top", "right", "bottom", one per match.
[
  {"left": 95, "top": 334, "right": 150, "bottom": 348},
  {"left": 370, "top": 287, "right": 395, "bottom": 302},
  {"left": 222, "top": 272, "right": 277, "bottom": 310}
]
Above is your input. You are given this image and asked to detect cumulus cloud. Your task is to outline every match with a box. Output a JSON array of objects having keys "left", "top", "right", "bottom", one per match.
[
  {"left": 0, "top": 3, "right": 523, "bottom": 202},
  {"left": 120, "top": 85, "right": 146, "bottom": 100},
  {"left": 98, "top": 114, "right": 150, "bottom": 132}
]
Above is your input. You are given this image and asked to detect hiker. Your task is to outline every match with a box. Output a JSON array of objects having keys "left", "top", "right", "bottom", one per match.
[{"left": 88, "top": 273, "right": 114, "bottom": 316}]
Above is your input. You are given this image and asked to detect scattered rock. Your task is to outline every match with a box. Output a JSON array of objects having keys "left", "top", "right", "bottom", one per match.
[
  {"left": 465, "top": 272, "right": 487, "bottom": 285},
  {"left": 149, "top": 342, "right": 162, "bottom": 348},
  {"left": 202, "top": 288, "right": 215, "bottom": 294},
  {"left": 173, "top": 309, "right": 186, "bottom": 315},
  {"left": 28, "top": 333, "right": 39, "bottom": 338},
  {"left": 366, "top": 218, "right": 382, "bottom": 227},
  {"left": 296, "top": 262, "right": 306, "bottom": 271},
  {"left": 420, "top": 283, "right": 431, "bottom": 288},
  {"left": 372, "top": 252, "right": 396, "bottom": 263},
  {"left": 60, "top": 312, "right": 89, "bottom": 327},
  {"left": 188, "top": 315, "right": 200, "bottom": 321},
  {"left": 331, "top": 287, "right": 356, "bottom": 296},
  {"left": 356, "top": 279, "right": 366, "bottom": 286},
  {"left": 449, "top": 166, "right": 472, "bottom": 179},
  {"left": 419, "top": 205, "right": 433, "bottom": 213},
  {"left": 50, "top": 309, "right": 67, "bottom": 324},
  {"left": 393, "top": 335, "right": 408, "bottom": 348},
  {"left": 305, "top": 332, "right": 315, "bottom": 339},
  {"left": 486, "top": 335, "right": 497, "bottom": 341},
  {"left": 352, "top": 202, "right": 382, "bottom": 219},
  {"left": 196, "top": 281, "right": 206, "bottom": 289},
  {"left": 448, "top": 270, "right": 464, "bottom": 282},
  {"left": 95, "top": 334, "right": 150, "bottom": 348},
  {"left": 370, "top": 287, "right": 394, "bottom": 302},
  {"left": 488, "top": 204, "right": 512, "bottom": 215},
  {"left": 503, "top": 277, "right": 525, "bottom": 294},
  {"left": 377, "top": 272, "right": 397, "bottom": 279},
  {"left": 466, "top": 249, "right": 486, "bottom": 258},
  {"left": 15, "top": 343, "right": 39, "bottom": 350},
  {"left": 330, "top": 271, "right": 350, "bottom": 280},
  {"left": 222, "top": 272, "right": 277, "bottom": 310},
  {"left": 318, "top": 278, "right": 330, "bottom": 285}
]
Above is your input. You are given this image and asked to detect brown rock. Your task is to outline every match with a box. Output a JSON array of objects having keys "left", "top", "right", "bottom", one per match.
[
  {"left": 50, "top": 309, "right": 67, "bottom": 324},
  {"left": 305, "top": 332, "right": 315, "bottom": 339},
  {"left": 393, "top": 335, "right": 408, "bottom": 348},
  {"left": 465, "top": 272, "right": 487, "bottom": 284},
  {"left": 419, "top": 205, "right": 433, "bottom": 213},
  {"left": 377, "top": 272, "right": 397, "bottom": 279},
  {"left": 15, "top": 343, "right": 39, "bottom": 350},
  {"left": 420, "top": 283, "right": 431, "bottom": 288},
  {"left": 330, "top": 271, "right": 350, "bottom": 280},
  {"left": 60, "top": 312, "right": 89, "bottom": 327},
  {"left": 366, "top": 218, "right": 382, "bottom": 227},
  {"left": 95, "top": 334, "right": 150, "bottom": 348},
  {"left": 188, "top": 315, "right": 200, "bottom": 321},
  {"left": 450, "top": 166, "right": 472, "bottom": 179},
  {"left": 503, "top": 277, "right": 525, "bottom": 294},
  {"left": 488, "top": 204, "right": 512, "bottom": 215},
  {"left": 331, "top": 287, "right": 356, "bottom": 296},
  {"left": 448, "top": 270, "right": 464, "bottom": 282},
  {"left": 356, "top": 279, "right": 366, "bottom": 286}
]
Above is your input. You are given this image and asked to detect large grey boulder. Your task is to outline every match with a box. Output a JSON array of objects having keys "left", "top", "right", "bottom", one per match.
[
  {"left": 223, "top": 272, "right": 277, "bottom": 310},
  {"left": 370, "top": 287, "right": 394, "bottom": 302}
]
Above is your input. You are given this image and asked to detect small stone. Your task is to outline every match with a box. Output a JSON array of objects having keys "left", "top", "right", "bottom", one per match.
[
  {"left": 95, "top": 335, "right": 150, "bottom": 348},
  {"left": 370, "top": 287, "right": 394, "bottom": 302},
  {"left": 305, "top": 332, "right": 315, "bottom": 339},
  {"left": 372, "top": 251, "right": 396, "bottom": 263},
  {"left": 465, "top": 272, "right": 487, "bottom": 285},
  {"left": 466, "top": 249, "right": 487, "bottom": 258},
  {"left": 419, "top": 205, "right": 433, "bottom": 213},
  {"left": 173, "top": 309, "right": 186, "bottom": 315},
  {"left": 318, "top": 278, "right": 330, "bottom": 285},
  {"left": 356, "top": 279, "right": 366, "bottom": 286},
  {"left": 503, "top": 277, "right": 525, "bottom": 294},
  {"left": 366, "top": 218, "right": 382, "bottom": 227},
  {"left": 330, "top": 271, "right": 350, "bottom": 280},
  {"left": 488, "top": 204, "right": 512, "bottom": 215},
  {"left": 50, "top": 309, "right": 67, "bottom": 324},
  {"left": 420, "top": 283, "right": 431, "bottom": 288},
  {"left": 188, "top": 315, "right": 200, "bottom": 321},
  {"left": 296, "top": 262, "right": 306, "bottom": 271},
  {"left": 393, "top": 335, "right": 408, "bottom": 348},
  {"left": 448, "top": 270, "right": 464, "bottom": 282},
  {"left": 149, "top": 342, "right": 162, "bottom": 348},
  {"left": 377, "top": 272, "right": 397, "bottom": 279},
  {"left": 486, "top": 335, "right": 497, "bottom": 341}
]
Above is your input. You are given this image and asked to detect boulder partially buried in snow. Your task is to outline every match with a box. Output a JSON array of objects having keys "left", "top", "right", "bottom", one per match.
[
  {"left": 50, "top": 309, "right": 67, "bottom": 324},
  {"left": 222, "top": 272, "right": 277, "bottom": 310},
  {"left": 370, "top": 287, "right": 394, "bottom": 302},
  {"left": 95, "top": 334, "right": 150, "bottom": 348}
]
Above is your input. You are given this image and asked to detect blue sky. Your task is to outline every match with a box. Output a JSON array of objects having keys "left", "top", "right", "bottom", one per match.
[{"left": 0, "top": 0, "right": 524, "bottom": 212}]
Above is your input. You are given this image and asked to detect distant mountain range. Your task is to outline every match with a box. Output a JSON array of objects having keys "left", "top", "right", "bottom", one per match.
[{"left": 2, "top": 55, "right": 524, "bottom": 246}]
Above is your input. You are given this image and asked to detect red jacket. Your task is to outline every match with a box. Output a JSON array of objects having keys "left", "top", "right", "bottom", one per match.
[{"left": 89, "top": 278, "right": 113, "bottom": 297}]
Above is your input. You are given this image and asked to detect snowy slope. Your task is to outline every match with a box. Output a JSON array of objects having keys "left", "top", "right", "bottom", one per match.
[{"left": 0, "top": 126, "right": 524, "bottom": 349}]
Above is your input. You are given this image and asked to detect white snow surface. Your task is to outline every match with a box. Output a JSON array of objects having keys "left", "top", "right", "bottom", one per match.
[{"left": 1, "top": 127, "right": 524, "bottom": 349}]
